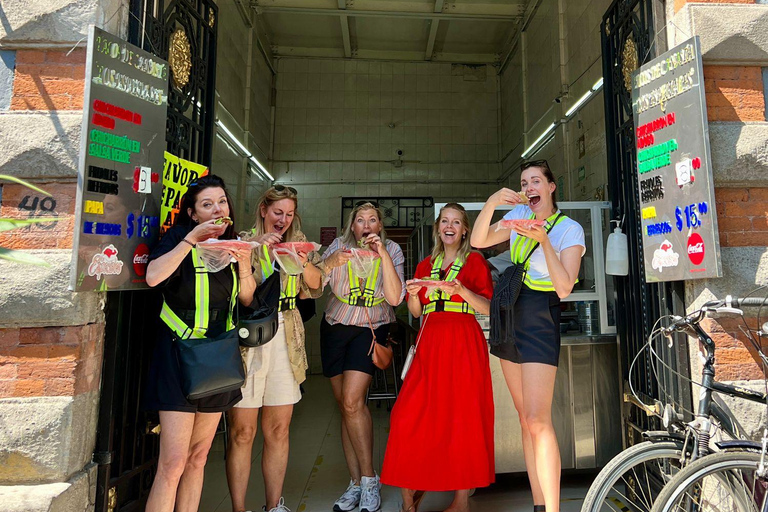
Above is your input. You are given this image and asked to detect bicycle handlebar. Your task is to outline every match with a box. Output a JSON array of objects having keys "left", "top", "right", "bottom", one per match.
[{"left": 662, "top": 295, "right": 768, "bottom": 336}]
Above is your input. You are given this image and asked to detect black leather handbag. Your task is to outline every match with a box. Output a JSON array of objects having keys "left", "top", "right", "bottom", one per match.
[
  {"left": 176, "top": 328, "right": 245, "bottom": 400},
  {"left": 238, "top": 270, "right": 281, "bottom": 348}
]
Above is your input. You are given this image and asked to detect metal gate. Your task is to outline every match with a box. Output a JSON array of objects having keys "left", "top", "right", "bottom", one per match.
[
  {"left": 600, "top": 0, "right": 692, "bottom": 442},
  {"left": 94, "top": 1, "right": 218, "bottom": 510}
]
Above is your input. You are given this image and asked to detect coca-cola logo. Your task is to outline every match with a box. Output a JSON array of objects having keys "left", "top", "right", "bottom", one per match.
[
  {"left": 133, "top": 243, "right": 150, "bottom": 276},
  {"left": 687, "top": 233, "right": 705, "bottom": 265}
]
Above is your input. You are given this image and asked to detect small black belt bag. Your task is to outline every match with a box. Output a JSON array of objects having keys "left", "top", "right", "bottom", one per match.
[{"left": 238, "top": 270, "right": 281, "bottom": 348}]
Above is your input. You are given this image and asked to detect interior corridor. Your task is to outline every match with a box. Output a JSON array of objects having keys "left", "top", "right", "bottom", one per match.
[{"left": 200, "top": 376, "right": 592, "bottom": 512}]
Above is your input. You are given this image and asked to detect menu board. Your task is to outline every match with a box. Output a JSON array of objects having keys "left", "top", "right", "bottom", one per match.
[
  {"left": 70, "top": 26, "right": 169, "bottom": 291},
  {"left": 631, "top": 36, "right": 722, "bottom": 283}
]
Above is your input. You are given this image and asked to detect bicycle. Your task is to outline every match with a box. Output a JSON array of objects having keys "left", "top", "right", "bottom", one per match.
[
  {"left": 648, "top": 295, "right": 768, "bottom": 512},
  {"left": 581, "top": 294, "right": 768, "bottom": 512}
]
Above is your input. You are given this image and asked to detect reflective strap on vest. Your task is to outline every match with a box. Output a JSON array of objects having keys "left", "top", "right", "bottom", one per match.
[
  {"left": 343, "top": 258, "right": 383, "bottom": 307},
  {"left": 259, "top": 244, "right": 300, "bottom": 311},
  {"left": 510, "top": 212, "right": 568, "bottom": 292},
  {"left": 423, "top": 301, "right": 475, "bottom": 315},
  {"left": 160, "top": 247, "right": 237, "bottom": 338},
  {"left": 427, "top": 253, "right": 464, "bottom": 302}
]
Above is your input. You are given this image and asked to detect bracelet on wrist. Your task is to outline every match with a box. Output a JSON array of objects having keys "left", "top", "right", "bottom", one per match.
[
  {"left": 182, "top": 238, "right": 195, "bottom": 248},
  {"left": 302, "top": 260, "right": 310, "bottom": 268}
]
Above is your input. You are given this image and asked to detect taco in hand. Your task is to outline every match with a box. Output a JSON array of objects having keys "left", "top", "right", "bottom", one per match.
[{"left": 214, "top": 216, "right": 233, "bottom": 226}]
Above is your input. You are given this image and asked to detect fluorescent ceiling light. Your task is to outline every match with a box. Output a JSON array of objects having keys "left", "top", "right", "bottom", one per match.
[
  {"left": 592, "top": 77, "right": 604, "bottom": 91},
  {"left": 565, "top": 90, "right": 593, "bottom": 117},
  {"left": 216, "top": 133, "right": 240, "bottom": 157},
  {"left": 216, "top": 120, "right": 252, "bottom": 157},
  {"left": 522, "top": 122, "right": 556, "bottom": 159},
  {"left": 249, "top": 155, "right": 274, "bottom": 181}
]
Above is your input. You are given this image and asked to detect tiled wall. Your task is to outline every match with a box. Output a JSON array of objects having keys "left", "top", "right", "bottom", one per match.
[
  {"left": 272, "top": 57, "right": 502, "bottom": 373},
  {"left": 499, "top": 0, "right": 610, "bottom": 201}
]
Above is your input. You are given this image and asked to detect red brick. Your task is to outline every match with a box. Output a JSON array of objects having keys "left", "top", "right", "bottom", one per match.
[
  {"left": 715, "top": 188, "right": 749, "bottom": 202},
  {"left": 48, "top": 345, "right": 80, "bottom": 359},
  {"left": 727, "top": 231, "right": 768, "bottom": 247},
  {"left": 11, "top": 95, "right": 73, "bottom": 111},
  {"left": 706, "top": 91, "right": 736, "bottom": 108},
  {"left": 14, "top": 379, "right": 45, "bottom": 397},
  {"left": 18, "top": 360, "right": 75, "bottom": 380},
  {"left": 724, "top": 201, "right": 768, "bottom": 218},
  {"left": 45, "top": 49, "right": 86, "bottom": 64},
  {"left": 742, "top": 93, "right": 766, "bottom": 109},
  {"left": 0, "top": 381, "right": 14, "bottom": 398},
  {"left": 716, "top": 364, "right": 765, "bottom": 381},
  {"left": 19, "top": 327, "right": 60, "bottom": 346},
  {"left": 739, "top": 67, "right": 764, "bottom": 81},
  {"left": 749, "top": 189, "right": 768, "bottom": 201},
  {"left": 716, "top": 347, "right": 754, "bottom": 365},
  {"left": 45, "top": 378, "right": 75, "bottom": 396},
  {"left": 15, "top": 50, "right": 46, "bottom": 64},
  {"left": 717, "top": 215, "right": 753, "bottom": 233},
  {"left": 60, "top": 326, "right": 87, "bottom": 346},
  {"left": 738, "top": 108, "right": 766, "bottom": 121},
  {"left": 8, "top": 345, "right": 48, "bottom": 359},
  {"left": 0, "top": 364, "right": 18, "bottom": 380},
  {"left": 707, "top": 106, "right": 738, "bottom": 122},
  {"left": 704, "top": 66, "right": 741, "bottom": 81},
  {"left": 15, "top": 63, "right": 80, "bottom": 80},
  {"left": 0, "top": 329, "right": 20, "bottom": 349}
]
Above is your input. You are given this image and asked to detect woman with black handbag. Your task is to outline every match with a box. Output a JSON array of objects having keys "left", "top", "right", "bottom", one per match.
[
  {"left": 226, "top": 185, "right": 324, "bottom": 512},
  {"left": 471, "top": 161, "right": 585, "bottom": 512},
  {"left": 144, "top": 175, "right": 255, "bottom": 512}
]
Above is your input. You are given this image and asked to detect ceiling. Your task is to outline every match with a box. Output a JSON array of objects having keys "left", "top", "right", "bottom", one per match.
[{"left": 249, "top": 0, "right": 532, "bottom": 64}]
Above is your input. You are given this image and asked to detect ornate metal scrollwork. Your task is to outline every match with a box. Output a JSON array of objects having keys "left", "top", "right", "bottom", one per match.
[
  {"left": 622, "top": 36, "right": 638, "bottom": 93},
  {"left": 169, "top": 27, "right": 192, "bottom": 89}
]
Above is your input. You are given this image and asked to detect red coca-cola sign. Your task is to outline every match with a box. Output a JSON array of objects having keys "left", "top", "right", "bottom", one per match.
[
  {"left": 687, "top": 233, "right": 705, "bottom": 265},
  {"left": 133, "top": 243, "right": 150, "bottom": 276}
]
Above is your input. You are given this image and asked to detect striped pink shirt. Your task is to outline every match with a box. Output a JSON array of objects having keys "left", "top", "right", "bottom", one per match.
[{"left": 322, "top": 237, "right": 406, "bottom": 328}]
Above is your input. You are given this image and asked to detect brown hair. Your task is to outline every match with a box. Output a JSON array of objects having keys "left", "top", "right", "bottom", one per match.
[
  {"left": 341, "top": 202, "right": 388, "bottom": 247},
  {"left": 176, "top": 174, "right": 237, "bottom": 239},
  {"left": 250, "top": 185, "right": 302, "bottom": 242},
  {"left": 521, "top": 159, "right": 558, "bottom": 210},
  {"left": 431, "top": 203, "right": 472, "bottom": 264}
]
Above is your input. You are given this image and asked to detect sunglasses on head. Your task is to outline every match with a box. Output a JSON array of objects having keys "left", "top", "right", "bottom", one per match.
[
  {"left": 354, "top": 200, "right": 379, "bottom": 208},
  {"left": 521, "top": 159, "right": 550, "bottom": 171},
  {"left": 188, "top": 175, "right": 225, "bottom": 189},
  {"left": 273, "top": 184, "right": 297, "bottom": 195}
]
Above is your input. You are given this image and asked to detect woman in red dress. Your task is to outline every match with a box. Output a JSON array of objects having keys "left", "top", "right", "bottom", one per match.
[{"left": 382, "top": 203, "right": 495, "bottom": 512}]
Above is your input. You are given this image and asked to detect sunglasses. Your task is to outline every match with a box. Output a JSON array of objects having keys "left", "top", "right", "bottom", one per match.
[
  {"left": 188, "top": 175, "right": 225, "bottom": 188},
  {"left": 273, "top": 184, "right": 298, "bottom": 195},
  {"left": 354, "top": 200, "right": 379, "bottom": 208},
  {"left": 521, "top": 159, "right": 550, "bottom": 171}
]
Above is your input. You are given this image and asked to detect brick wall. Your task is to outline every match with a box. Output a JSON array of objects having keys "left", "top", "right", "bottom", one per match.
[
  {"left": 0, "top": 48, "right": 100, "bottom": 401},
  {"left": 704, "top": 66, "right": 766, "bottom": 122},
  {"left": 11, "top": 49, "right": 85, "bottom": 111},
  {"left": 702, "top": 317, "right": 766, "bottom": 381},
  {"left": 715, "top": 188, "right": 768, "bottom": 247}
]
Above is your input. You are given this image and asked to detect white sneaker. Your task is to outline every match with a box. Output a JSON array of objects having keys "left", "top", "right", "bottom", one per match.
[
  {"left": 360, "top": 474, "right": 382, "bottom": 512},
  {"left": 333, "top": 479, "right": 362, "bottom": 511},
  {"left": 263, "top": 497, "right": 291, "bottom": 512}
]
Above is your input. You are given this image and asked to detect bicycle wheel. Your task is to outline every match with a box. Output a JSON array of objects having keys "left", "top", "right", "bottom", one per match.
[
  {"left": 652, "top": 450, "right": 768, "bottom": 512},
  {"left": 582, "top": 440, "right": 688, "bottom": 512}
]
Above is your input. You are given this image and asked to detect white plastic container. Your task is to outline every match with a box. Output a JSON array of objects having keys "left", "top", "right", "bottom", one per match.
[{"left": 605, "top": 219, "right": 628, "bottom": 276}]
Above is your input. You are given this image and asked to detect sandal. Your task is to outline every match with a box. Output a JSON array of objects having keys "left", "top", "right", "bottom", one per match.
[{"left": 400, "top": 490, "right": 426, "bottom": 512}]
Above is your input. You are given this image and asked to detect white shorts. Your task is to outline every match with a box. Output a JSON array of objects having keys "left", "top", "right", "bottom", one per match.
[{"left": 236, "top": 316, "right": 302, "bottom": 409}]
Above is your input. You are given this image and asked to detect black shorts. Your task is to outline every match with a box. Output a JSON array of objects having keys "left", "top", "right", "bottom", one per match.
[
  {"left": 143, "top": 322, "right": 242, "bottom": 414},
  {"left": 320, "top": 316, "right": 390, "bottom": 378},
  {"left": 490, "top": 286, "right": 562, "bottom": 367}
]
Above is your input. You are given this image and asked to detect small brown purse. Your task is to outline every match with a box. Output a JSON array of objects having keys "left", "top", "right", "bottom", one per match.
[{"left": 363, "top": 303, "right": 393, "bottom": 370}]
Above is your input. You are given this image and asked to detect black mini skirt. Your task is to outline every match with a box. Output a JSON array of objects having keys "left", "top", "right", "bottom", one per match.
[{"left": 490, "top": 285, "right": 562, "bottom": 367}]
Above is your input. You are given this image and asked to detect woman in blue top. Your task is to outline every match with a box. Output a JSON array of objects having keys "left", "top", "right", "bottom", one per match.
[{"left": 471, "top": 160, "right": 585, "bottom": 512}]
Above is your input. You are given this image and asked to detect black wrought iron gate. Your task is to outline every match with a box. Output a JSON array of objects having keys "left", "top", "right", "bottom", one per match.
[
  {"left": 94, "top": 1, "right": 218, "bottom": 510},
  {"left": 600, "top": 0, "right": 692, "bottom": 443}
]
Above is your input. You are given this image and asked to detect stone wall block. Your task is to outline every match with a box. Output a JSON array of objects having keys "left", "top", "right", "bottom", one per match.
[
  {"left": 0, "top": 392, "right": 99, "bottom": 484},
  {"left": 672, "top": 5, "right": 768, "bottom": 64},
  {"left": 709, "top": 123, "right": 768, "bottom": 187},
  {"left": 0, "top": 463, "right": 97, "bottom": 512},
  {"left": 0, "top": 112, "right": 82, "bottom": 179},
  {"left": 0, "top": 250, "right": 103, "bottom": 328},
  {"left": 0, "top": 0, "right": 129, "bottom": 45}
]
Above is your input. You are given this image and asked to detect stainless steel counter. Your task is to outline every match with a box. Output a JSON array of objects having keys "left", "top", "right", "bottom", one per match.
[{"left": 492, "top": 335, "right": 622, "bottom": 473}]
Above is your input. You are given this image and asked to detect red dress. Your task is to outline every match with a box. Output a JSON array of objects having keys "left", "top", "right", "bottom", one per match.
[{"left": 382, "top": 252, "right": 495, "bottom": 491}]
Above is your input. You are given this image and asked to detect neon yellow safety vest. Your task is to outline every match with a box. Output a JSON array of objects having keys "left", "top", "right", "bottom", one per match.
[
  {"left": 422, "top": 253, "right": 475, "bottom": 315},
  {"left": 510, "top": 212, "right": 568, "bottom": 292},
  {"left": 259, "top": 244, "right": 299, "bottom": 311},
  {"left": 335, "top": 257, "right": 385, "bottom": 307},
  {"left": 159, "top": 247, "right": 237, "bottom": 338}
]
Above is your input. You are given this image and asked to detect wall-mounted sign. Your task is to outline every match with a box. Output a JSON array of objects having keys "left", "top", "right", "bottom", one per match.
[
  {"left": 320, "top": 227, "right": 338, "bottom": 247},
  {"left": 632, "top": 37, "right": 721, "bottom": 283},
  {"left": 70, "top": 26, "right": 169, "bottom": 291},
  {"left": 161, "top": 151, "right": 208, "bottom": 234}
]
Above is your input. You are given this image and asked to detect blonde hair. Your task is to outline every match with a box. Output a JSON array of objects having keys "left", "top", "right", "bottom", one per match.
[
  {"left": 431, "top": 203, "right": 472, "bottom": 263},
  {"left": 250, "top": 186, "right": 302, "bottom": 242},
  {"left": 341, "top": 202, "right": 388, "bottom": 247}
]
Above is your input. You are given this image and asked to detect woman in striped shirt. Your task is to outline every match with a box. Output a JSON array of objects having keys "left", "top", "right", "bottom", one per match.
[{"left": 321, "top": 202, "right": 406, "bottom": 512}]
